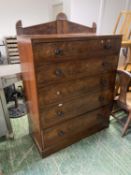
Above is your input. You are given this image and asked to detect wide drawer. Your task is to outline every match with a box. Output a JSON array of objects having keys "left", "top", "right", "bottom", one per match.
[
  {"left": 43, "top": 106, "right": 110, "bottom": 148},
  {"left": 33, "top": 38, "right": 121, "bottom": 63},
  {"left": 36, "top": 56, "right": 118, "bottom": 86},
  {"left": 38, "top": 73, "right": 115, "bottom": 105},
  {"left": 40, "top": 89, "right": 113, "bottom": 129}
]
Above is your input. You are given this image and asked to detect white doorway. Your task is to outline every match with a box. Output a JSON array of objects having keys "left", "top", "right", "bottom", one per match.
[{"left": 52, "top": 3, "right": 63, "bottom": 20}]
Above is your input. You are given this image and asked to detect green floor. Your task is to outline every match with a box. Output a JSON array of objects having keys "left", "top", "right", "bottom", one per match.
[{"left": 0, "top": 115, "right": 131, "bottom": 175}]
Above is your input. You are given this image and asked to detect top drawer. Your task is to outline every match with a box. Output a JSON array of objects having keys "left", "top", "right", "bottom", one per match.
[{"left": 33, "top": 38, "right": 121, "bottom": 63}]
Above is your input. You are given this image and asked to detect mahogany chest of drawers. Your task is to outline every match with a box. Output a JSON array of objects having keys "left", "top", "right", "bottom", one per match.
[{"left": 17, "top": 34, "right": 121, "bottom": 157}]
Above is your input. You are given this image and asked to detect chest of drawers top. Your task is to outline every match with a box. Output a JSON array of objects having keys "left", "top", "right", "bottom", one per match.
[{"left": 20, "top": 34, "right": 121, "bottom": 45}]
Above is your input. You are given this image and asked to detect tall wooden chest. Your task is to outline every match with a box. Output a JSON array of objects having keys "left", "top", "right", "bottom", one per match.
[{"left": 17, "top": 34, "right": 121, "bottom": 157}]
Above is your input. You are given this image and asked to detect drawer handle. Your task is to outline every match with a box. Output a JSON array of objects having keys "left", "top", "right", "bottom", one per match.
[
  {"left": 58, "top": 103, "right": 63, "bottom": 107},
  {"left": 58, "top": 130, "right": 65, "bottom": 137},
  {"left": 55, "top": 69, "right": 63, "bottom": 77},
  {"left": 100, "top": 40, "right": 104, "bottom": 45},
  {"left": 57, "top": 111, "right": 64, "bottom": 117},
  {"left": 97, "top": 113, "right": 103, "bottom": 117},
  {"left": 55, "top": 48, "right": 63, "bottom": 56},
  {"left": 56, "top": 91, "right": 61, "bottom": 95},
  {"left": 104, "top": 40, "right": 112, "bottom": 49},
  {"left": 102, "top": 62, "right": 109, "bottom": 68},
  {"left": 99, "top": 96, "right": 105, "bottom": 103}
]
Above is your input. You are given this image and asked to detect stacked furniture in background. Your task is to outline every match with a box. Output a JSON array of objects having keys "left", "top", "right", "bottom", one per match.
[
  {"left": 16, "top": 13, "right": 121, "bottom": 157},
  {"left": 5, "top": 36, "right": 20, "bottom": 64},
  {"left": 0, "top": 73, "right": 21, "bottom": 138},
  {"left": 113, "top": 11, "right": 131, "bottom": 71},
  {"left": 3, "top": 37, "right": 25, "bottom": 119},
  {"left": 111, "top": 70, "right": 131, "bottom": 136}
]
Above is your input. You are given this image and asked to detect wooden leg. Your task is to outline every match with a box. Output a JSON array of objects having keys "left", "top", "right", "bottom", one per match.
[
  {"left": 128, "top": 47, "right": 131, "bottom": 64},
  {"left": 122, "top": 112, "right": 131, "bottom": 137},
  {"left": 124, "top": 47, "right": 131, "bottom": 71}
]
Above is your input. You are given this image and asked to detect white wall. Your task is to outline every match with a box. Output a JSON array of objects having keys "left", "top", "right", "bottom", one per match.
[
  {"left": 0, "top": 0, "right": 52, "bottom": 39},
  {"left": 51, "top": 0, "right": 71, "bottom": 20},
  {"left": 0, "top": 0, "right": 52, "bottom": 61},
  {"left": 99, "top": 0, "right": 129, "bottom": 34},
  {"left": 61, "top": 0, "right": 131, "bottom": 35},
  {"left": 70, "top": 0, "right": 100, "bottom": 27},
  {"left": 52, "top": 3, "right": 63, "bottom": 20},
  {"left": 1, "top": 0, "right": 131, "bottom": 38},
  {"left": 63, "top": 0, "right": 71, "bottom": 19}
]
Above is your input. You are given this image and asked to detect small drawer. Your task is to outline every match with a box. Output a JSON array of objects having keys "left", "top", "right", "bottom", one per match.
[
  {"left": 40, "top": 89, "right": 113, "bottom": 128},
  {"left": 33, "top": 37, "right": 121, "bottom": 63},
  {"left": 38, "top": 73, "right": 115, "bottom": 105},
  {"left": 36, "top": 55, "right": 118, "bottom": 86},
  {"left": 43, "top": 107, "right": 110, "bottom": 148}
]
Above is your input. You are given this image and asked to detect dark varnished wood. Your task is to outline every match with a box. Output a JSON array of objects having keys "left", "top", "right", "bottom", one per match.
[
  {"left": 16, "top": 13, "right": 96, "bottom": 35},
  {"left": 33, "top": 38, "right": 121, "bottom": 63},
  {"left": 40, "top": 89, "right": 113, "bottom": 129},
  {"left": 17, "top": 14, "right": 121, "bottom": 157},
  {"left": 42, "top": 122, "right": 107, "bottom": 157},
  {"left": 35, "top": 56, "right": 118, "bottom": 86},
  {"left": 43, "top": 106, "right": 110, "bottom": 148},
  {"left": 38, "top": 73, "right": 115, "bottom": 105},
  {"left": 17, "top": 35, "right": 121, "bottom": 157}
]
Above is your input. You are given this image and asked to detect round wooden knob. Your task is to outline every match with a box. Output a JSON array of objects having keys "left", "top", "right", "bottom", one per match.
[
  {"left": 55, "top": 69, "right": 63, "bottom": 77},
  {"left": 100, "top": 79, "right": 107, "bottom": 87},
  {"left": 100, "top": 40, "right": 104, "bottom": 45},
  {"left": 104, "top": 40, "right": 111, "bottom": 49},
  {"left": 55, "top": 48, "right": 63, "bottom": 56},
  {"left": 57, "top": 111, "right": 64, "bottom": 117},
  {"left": 58, "top": 103, "right": 63, "bottom": 107},
  {"left": 99, "top": 96, "right": 105, "bottom": 103},
  {"left": 58, "top": 130, "right": 65, "bottom": 136},
  {"left": 102, "top": 62, "right": 109, "bottom": 68},
  {"left": 56, "top": 91, "right": 61, "bottom": 95}
]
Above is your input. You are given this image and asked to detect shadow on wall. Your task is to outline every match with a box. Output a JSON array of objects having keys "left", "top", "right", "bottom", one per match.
[{"left": 0, "top": 40, "right": 8, "bottom": 64}]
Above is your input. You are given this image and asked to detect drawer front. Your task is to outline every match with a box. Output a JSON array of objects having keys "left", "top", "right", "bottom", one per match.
[
  {"left": 33, "top": 38, "right": 120, "bottom": 63},
  {"left": 38, "top": 73, "right": 115, "bottom": 105},
  {"left": 40, "top": 89, "right": 113, "bottom": 128},
  {"left": 36, "top": 56, "right": 118, "bottom": 86},
  {"left": 43, "top": 107, "right": 110, "bottom": 148}
]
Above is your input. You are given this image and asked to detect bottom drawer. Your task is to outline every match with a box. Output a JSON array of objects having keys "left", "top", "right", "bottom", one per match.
[{"left": 43, "top": 106, "right": 110, "bottom": 148}]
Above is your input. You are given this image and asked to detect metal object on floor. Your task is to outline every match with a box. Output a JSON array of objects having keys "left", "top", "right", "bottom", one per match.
[
  {"left": 0, "top": 78, "right": 13, "bottom": 138},
  {"left": 8, "top": 103, "right": 27, "bottom": 118},
  {"left": 0, "top": 70, "right": 22, "bottom": 138}
]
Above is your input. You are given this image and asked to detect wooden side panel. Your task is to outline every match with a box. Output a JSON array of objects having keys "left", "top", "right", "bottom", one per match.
[{"left": 17, "top": 38, "right": 43, "bottom": 153}]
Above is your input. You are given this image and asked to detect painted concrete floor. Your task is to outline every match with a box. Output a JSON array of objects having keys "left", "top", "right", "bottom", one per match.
[{"left": 0, "top": 115, "right": 131, "bottom": 175}]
